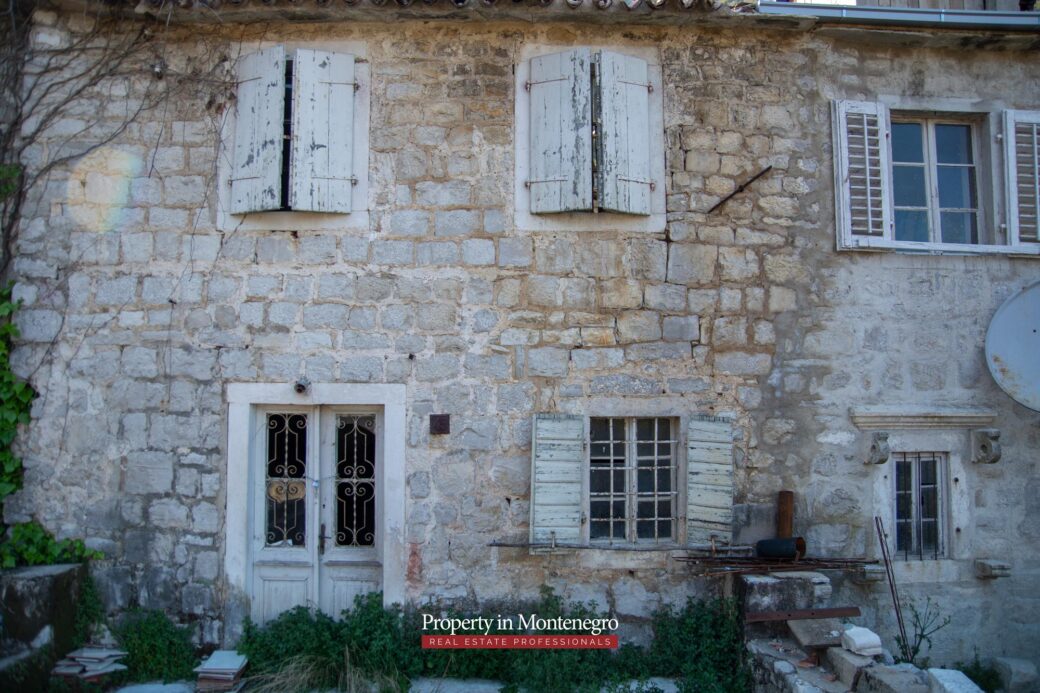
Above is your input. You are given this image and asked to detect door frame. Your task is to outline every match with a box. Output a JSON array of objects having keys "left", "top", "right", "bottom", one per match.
[{"left": 226, "top": 383, "right": 407, "bottom": 620}]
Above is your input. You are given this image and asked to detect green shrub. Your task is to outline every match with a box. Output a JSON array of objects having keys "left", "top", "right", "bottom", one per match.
[
  {"left": 239, "top": 589, "right": 751, "bottom": 692},
  {"left": 956, "top": 650, "right": 1001, "bottom": 693},
  {"left": 112, "top": 610, "right": 197, "bottom": 682},
  {"left": 73, "top": 574, "right": 105, "bottom": 649},
  {"left": 0, "top": 521, "right": 101, "bottom": 569}
]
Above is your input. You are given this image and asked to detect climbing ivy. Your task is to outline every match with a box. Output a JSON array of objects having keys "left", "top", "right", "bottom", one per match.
[{"left": 0, "top": 283, "right": 34, "bottom": 510}]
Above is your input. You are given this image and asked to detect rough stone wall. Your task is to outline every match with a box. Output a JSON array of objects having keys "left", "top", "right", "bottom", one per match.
[{"left": 6, "top": 10, "right": 1039, "bottom": 666}]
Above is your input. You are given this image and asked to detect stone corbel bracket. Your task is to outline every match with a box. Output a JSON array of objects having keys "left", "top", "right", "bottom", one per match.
[
  {"left": 865, "top": 431, "right": 890, "bottom": 465},
  {"left": 975, "top": 559, "right": 1010, "bottom": 579},
  {"left": 972, "top": 428, "right": 1001, "bottom": 465}
]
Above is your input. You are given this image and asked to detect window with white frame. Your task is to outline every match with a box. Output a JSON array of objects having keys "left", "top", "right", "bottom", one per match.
[
  {"left": 513, "top": 46, "right": 666, "bottom": 232},
  {"left": 226, "top": 46, "right": 366, "bottom": 219},
  {"left": 833, "top": 101, "right": 1040, "bottom": 254},
  {"left": 528, "top": 414, "right": 733, "bottom": 549},
  {"left": 893, "top": 451, "right": 946, "bottom": 560}
]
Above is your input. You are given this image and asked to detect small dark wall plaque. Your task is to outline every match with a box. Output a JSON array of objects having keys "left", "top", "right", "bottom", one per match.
[{"left": 430, "top": 414, "right": 450, "bottom": 435}]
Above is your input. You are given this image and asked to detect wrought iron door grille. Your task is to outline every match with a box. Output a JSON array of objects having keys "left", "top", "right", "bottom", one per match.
[
  {"left": 335, "top": 415, "right": 376, "bottom": 547},
  {"left": 266, "top": 413, "right": 308, "bottom": 546}
]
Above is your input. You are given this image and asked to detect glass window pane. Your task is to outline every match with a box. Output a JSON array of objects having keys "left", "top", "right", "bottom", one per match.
[
  {"left": 896, "top": 521, "right": 912, "bottom": 553},
  {"left": 659, "top": 500, "right": 671, "bottom": 518},
  {"left": 892, "top": 122, "right": 924, "bottom": 163},
  {"left": 637, "top": 501, "right": 655, "bottom": 519},
  {"left": 591, "top": 522, "right": 609, "bottom": 539},
  {"left": 611, "top": 521, "right": 625, "bottom": 539},
  {"left": 637, "top": 443, "right": 654, "bottom": 462},
  {"left": 940, "top": 212, "right": 978, "bottom": 245},
  {"left": 895, "top": 210, "right": 930, "bottom": 242},
  {"left": 657, "top": 520, "right": 672, "bottom": 539},
  {"left": 636, "top": 520, "right": 654, "bottom": 539},
  {"left": 919, "top": 459, "right": 937, "bottom": 485},
  {"left": 590, "top": 470, "right": 611, "bottom": 493},
  {"left": 636, "top": 418, "right": 654, "bottom": 441},
  {"left": 638, "top": 470, "right": 654, "bottom": 492},
  {"left": 921, "top": 521, "right": 938, "bottom": 553},
  {"left": 935, "top": 124, "right": 973, "bottom": 164},
  {"left": 612, "top": 469, "right": 624, "bottom": 491},
  {"left": 612, "top": 500, "right": 625, "bottom": 518},
  {"left": 937, "top": 166, "right": 977, "bottom": 210},
  {"left": 896, "top": 460, "right": 912, "bottom": 492},
  {"left": 893, "top": 165, "right": 928, "bottom": 207},
  {"left": 921, "top": 488, "right": 938, "bottom": 520},
  {"left": 657, "top": 469, "right": 671, "bottom": 492},
  {"left": 590, "top": 443, "right": 610, "bottom": 459},
  {"left": 590, "top": 418, "right": 609, "bottom": 441}
]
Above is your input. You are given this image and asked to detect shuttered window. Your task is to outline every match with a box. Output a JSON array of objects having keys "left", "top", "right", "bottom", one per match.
[
  {"left": 833, "top": 101, "right": 1040, "bottom": 255},
  {"left": 232, "top": 47, "right": 357, "bottom": 215},
  {"left": 528, "top": 414, "right": 734, "bottom": 548},
  {"left": 527, "top": 49, "right": 653, "bottom": 216},
  {"left": 1005, "top": 110, "right": 1040, "bottom": 245}
]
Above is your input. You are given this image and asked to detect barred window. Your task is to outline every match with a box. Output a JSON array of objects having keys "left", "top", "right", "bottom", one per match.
[
  {"left": 589, "top": 417, "right": 677, "bottom": 544},
  {"left": 894, "top": 452, "right": 945, "bottom": 560}
]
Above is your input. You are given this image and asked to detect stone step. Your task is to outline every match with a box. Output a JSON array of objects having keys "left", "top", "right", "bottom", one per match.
[
  {"left": 825, "top": 646, "right": 875, "bottom": 687},
  {"left": 856, "top": 664, "right": 929, "bottom": 693},
  {"left": 788, "top": 618, "right": 843, "bottom": 649}
]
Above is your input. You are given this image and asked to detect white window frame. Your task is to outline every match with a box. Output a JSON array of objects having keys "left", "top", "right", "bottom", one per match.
[
  {"left": 833, "top": 96, "right": 1040, "bottom": 256},
  {"left": 216, "top": 41, "right": 371, "bottom": 232},
  {"left": 587, "top": 416, "right": 680, "bottom": 546},
  {"left": 513, "top": 43, "right": 667, "bottom": 234},
  {"left": 225, "top": 383, "right": 406, "bottom": 615}
]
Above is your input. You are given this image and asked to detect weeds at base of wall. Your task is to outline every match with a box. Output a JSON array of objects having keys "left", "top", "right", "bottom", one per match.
[
  {"left": 110, "top": 610, "right": 199, "bottom": 683},
  {"left": 954, "top": 649, "right": 1001, "bottom": 693},
  {"left": 238, "top": 588, "right": 751, "bottom": 693}
]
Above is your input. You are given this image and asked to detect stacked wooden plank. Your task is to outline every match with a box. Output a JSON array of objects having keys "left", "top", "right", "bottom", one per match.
[
  {"left": 194, "top": 650, "right": 248, "bottom": 692},
  {"left": 51, "top": 647, "right": 128, "bottom": 681}
]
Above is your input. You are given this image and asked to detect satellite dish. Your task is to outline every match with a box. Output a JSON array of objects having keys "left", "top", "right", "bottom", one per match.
[{"left": 986, "top": 279, "right": 1040, "bottom": 412}]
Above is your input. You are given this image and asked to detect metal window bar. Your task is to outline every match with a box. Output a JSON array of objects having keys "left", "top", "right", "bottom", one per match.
[
  {"left": 589, "top": 418, "right": 677, "bottom": 545},
  {"left": 894, "top": 452, "right": 943, "bottom": 560}
]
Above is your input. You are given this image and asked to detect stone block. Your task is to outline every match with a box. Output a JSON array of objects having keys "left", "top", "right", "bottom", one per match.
[
  {"left": 125, "top": 452, "right": 174, "bottom": 494},
  {"left": 498, "top": 238, "right": 532, "bottom": 267},
  {"left": 826, "top": 646, "right": 875, "bottom": 687},
  {"left": 993, "top": 658, "right": 1039, "bottom": 693},
  {"left": 663, "top": 315, "right": 699, "bottom": 342},
  {"left": 715, "top": 351, "right": 772, "bottom": 376},
  {"left": 740, "top": 574, "right": 814, "bottom": 615},
  {"left": 435, "top": 210, "right": 480, "bottom": 237},
  {"left": 926, "top": 669, "right": 983, "bottom": 693},
  {"left": 857, "top": 664, "right": 928, "bottom": 693},
  {"left": 617, "top": 311, "right": 661, "bottom": 343},
  {"left": 150, "top": 499, "right": 189, "bottom": 529},
  {"left": 667, "top": 245, "right": 717, "bottom": 285},
  {"left": 527, "top": 347, "right": 569, "bottom": 377},
  {"left": 462, "top": 239, "right": 495, "bottom": 265}
]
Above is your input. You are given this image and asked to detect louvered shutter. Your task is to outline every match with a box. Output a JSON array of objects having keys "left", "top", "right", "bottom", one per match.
[
  {"left": 833, "top": 100, "right": 892, "bottom": 246},
  {"left": 230, "top": 47, "right": 285, "bottom": 214},
  {"left": 1004, "top": 110, "right": 1040, "bottom": 245},
  {"left": 529, "top": 413, "right": 584, "bottom": 545},
  {"left": 529, "top": 49, "right": 593, "bottom": 214},
  {"left": 596, "top": 51, "right": 652, "bottom": 216},
  {"left": 290, "top": 49, "right": 356, "bottom": 213},
  {"left": 686, "top": 417, "right": 734, "bottom": 546}
]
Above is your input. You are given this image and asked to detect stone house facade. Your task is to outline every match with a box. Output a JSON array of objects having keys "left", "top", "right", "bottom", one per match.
[{"left": 6, "top": 0, "right": 1040, "bottom": 669}]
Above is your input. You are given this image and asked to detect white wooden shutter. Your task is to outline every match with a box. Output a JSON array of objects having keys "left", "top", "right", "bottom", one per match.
[
  {"left": 290, "top": 49, "right": 356, "bottom": 213},
  {"left": 833, "top": 100, "right": 892, "bottom": 247},
  {"left": 529, "top": 413, "right": 584, "bottom": 545},
  {"left": 528, "top": 49, "right": 593, "bottom": 214},
  {"left": 1004, "top": 110, "right": 1040, "bottom": 245},
  {"left": 230, "top": 47, "right": 285, "bottom": 214},
  {"left": 596, "top": 51, "right": 652, "bottom": 216},
  {"left": 686, "top": 417, "right": 734, "bottom": 546}
]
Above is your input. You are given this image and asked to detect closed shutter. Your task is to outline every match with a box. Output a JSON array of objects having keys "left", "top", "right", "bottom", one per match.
[
  {"left": 230, "top": 47, "right": 285, "bottom": 214},
  {"left": 596, "top": 51, "right": 652, "bottom": 216},
  {"left": 833, "top": 100, "right": 892, "bottom": 246},
  {"left": 528, "top": 49, "right": 594, "bottom": 214},
  {"left": 686, "top": 416, "right": 734, "bottom": 546},
  {"left": 1005, "top": 110, "right": 1040, "bottom": 245},
  {"left": 290, "top": 49, "right": 356, "bottom": 213},
  {"left": 529, "top": 413, "right": 584, "bottom": 545}
]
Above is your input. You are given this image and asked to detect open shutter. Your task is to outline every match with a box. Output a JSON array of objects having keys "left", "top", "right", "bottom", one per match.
[
  {"left": 1005, "top": 110, "right": 1040, "bottom": 246},
  {"left": 290, "top": 49, "right": 356, "bottom": 213},
  {"left": 686, "top": 417, "right": 734, "bottom": 546},
  {"left": 529, "top": 413, "right": 584, "bottom": 545},
  {"left": 596, "top": 51, "right": 652, "bottom": 216},
  {"left": 230, "top": 47, "right": 285, "bottom": 214},
  {"left": 833, "top": 100, "right": 892, "bottom": 247},
  {"left": 528, "top": 49, "right": 593, "bottom": 214}
]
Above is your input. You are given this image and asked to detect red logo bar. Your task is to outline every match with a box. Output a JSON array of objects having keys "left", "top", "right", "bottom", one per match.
[{"left": 421, "top": 635, "right": 619, "bottom": 650}]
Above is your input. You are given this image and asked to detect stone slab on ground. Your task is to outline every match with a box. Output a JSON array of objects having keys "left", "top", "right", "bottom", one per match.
[
  {"left": 788, "top": 618, "right": 843, "bottom": 649},
  {"left": 825, "top": 646, "right": 875, "bottom": 686},
  {"left": 994, "top": 657, "right": 1039, "bottom": 693},
  {"left": 926, "top": 668, "right": 983, "bottom": 693},
  {"left": 113, "top": 683, "right": 194, "bottom": 693},
  {"left": 856, "top": 663, "right": 929, "bottom": 693},
  {"left": 747, "top": 638, "right": 846, "bottom": 693}
]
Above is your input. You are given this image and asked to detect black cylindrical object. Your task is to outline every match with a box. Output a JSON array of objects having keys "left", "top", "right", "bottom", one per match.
[{"left": 756, "top": 537, "right": 806, "bottom": 559}]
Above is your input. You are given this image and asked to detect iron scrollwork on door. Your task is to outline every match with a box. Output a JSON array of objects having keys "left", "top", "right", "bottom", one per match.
[
  {"left": 336, "top": 415, "right": 376, "bottom": 547},
  {"left": 266, "top": 413, "right": 308, "bottom": 546}
]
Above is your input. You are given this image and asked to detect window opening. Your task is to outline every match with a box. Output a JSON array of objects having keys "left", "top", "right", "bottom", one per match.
[
  {"left": 280, "top": 59, "right": 294, "bottom": 211},
  {"left": 335, "top": 414, "right": 377, "bottom": 547},
  {"left": 266, "top": 412, "right": 307, "bottom": 546},
  {"left": 894, "top": 451, "right": 943, "bottom": 560}
]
